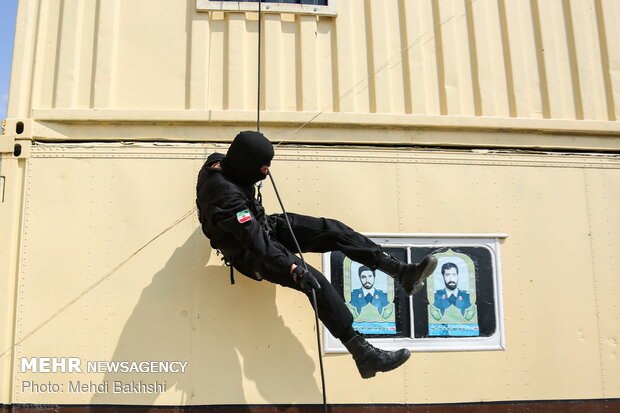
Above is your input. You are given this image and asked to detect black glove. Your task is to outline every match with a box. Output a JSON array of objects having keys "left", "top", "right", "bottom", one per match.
[{"left": 292, "top": 266, "right": 321, "bottom": 293}]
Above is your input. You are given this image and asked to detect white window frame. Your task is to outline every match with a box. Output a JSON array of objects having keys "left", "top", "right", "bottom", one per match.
[
  {"left": 322, "top": 233, "right": 507, "bottom": 353},
  {"left": 197, "top": 0, "right": 338, "bottom": 16}
]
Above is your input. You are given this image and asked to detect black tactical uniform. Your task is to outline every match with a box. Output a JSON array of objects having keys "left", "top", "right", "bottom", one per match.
[{"left": 196, "top": 131, "right": 437, "bottom": 378}]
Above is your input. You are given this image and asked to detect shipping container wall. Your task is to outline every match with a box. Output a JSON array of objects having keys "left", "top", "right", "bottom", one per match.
[
  {"left": 2, "top": 0, "right": 620, "bottom": 410},
  {"left": 4, "top": 0, "right": 620, "bottom": 147},
  {"left": 0, "top": 143, "right": 618, "bottom": 406}
]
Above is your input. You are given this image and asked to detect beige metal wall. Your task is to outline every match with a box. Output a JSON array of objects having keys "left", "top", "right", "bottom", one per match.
[
  {"left": 2, "top": 0, "right": 620, "bottom": 408},
  {"left": 0, "top": 142, "right": 619, "bottom": 405},
  {"left": 4, "top": 0, "right": 620, "bottom": 148}
]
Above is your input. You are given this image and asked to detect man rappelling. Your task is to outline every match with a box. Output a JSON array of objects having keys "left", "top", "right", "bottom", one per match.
[{"left": 196, "top": 130, "right": 437, "bottom": 379}]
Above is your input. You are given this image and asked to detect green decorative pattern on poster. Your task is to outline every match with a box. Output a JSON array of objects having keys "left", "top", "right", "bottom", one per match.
[
  {"left": 427, "top": 249, "right": 480, "bottom": 337},
  {"left": 343, "top": 257, "right": 396, "bottom": 335}
]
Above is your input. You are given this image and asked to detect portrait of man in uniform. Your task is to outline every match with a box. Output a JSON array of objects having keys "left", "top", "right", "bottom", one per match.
[
  {"left": 433, "top": 262, "right": 472, "bottom": 316},
  {"left": 426, "top": 249, "right": 480, "bottom": 337},
  {"left": 339, "top": 257, "right": 397, "bottom": 335},
  {"left": 349, "top": 266, "right": 390, "bottom": 315}
]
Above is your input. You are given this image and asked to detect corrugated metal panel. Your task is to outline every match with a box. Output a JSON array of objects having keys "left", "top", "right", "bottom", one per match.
[{"left": 5, "top": 0, "right": 620, "bottom": 145}]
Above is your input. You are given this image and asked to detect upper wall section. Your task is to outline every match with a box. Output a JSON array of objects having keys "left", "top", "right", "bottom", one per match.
[{"left": 5, "top": 0, "right": 620, "bottom": 148}]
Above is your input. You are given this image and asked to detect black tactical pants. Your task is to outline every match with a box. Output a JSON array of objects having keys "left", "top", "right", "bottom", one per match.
[{"left": 258, "top": 213, "right": 384, "bottom": 341}]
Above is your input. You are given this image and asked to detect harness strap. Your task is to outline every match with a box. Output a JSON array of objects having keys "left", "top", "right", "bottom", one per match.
[
  {"left": 256, "top": 181, "right": 263, "bottom": 205},
  {"left": 217, "top": 249, "right": 235, "bottom": 285}
]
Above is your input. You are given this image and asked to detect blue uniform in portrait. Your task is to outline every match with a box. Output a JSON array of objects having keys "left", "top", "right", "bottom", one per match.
[
  {"left": 350, "top": 288, "right": 390, "bottom": 315},
  {"left": 433, "top": 289, "right": 472, "bottom": 316}
]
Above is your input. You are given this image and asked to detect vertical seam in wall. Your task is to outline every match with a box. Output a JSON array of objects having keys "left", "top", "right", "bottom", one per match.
[
  {"left": 431, "top": 0, "right": 447, "bottom": 115},
  {"left": 108, "top": 0, "right": 121, "bottom": 108},
  {"left": 396, "top": 163, "right": 403, "bottom": 233},
  {"left": 529, "top": 0, "right": 551, "bottom": 118},
  {"left": 29, "top": 0, "right": 49, "bottom": 115},
  {"left": 344, "top": 0, "right": 357, "bottom": 112},
  {"left": 330, "top": 15, "right": 340, "bottom": 113},
  {"left": 89, "top": 154, "right": 96, "bottom": 364},
  {"left": 295, "top": 16, "right": 303, "bottom": 112},
  {"left": 222, "top": 15, "right": 229, "bottom": 111},
  {"left": 71, "top": 0, "right": 85, "bottom": 108},
  {"left": 89, "top": 0, "right": 121, "bottom": 109},
  {"left": 562, "top": 0, "right": 584, "bottom": 120},
  {"left": 398, "top": 0, "right": 412, "bottom": 114},
  {"left": 256, "top": 12, "right": 267, "bottom": 110},
  {"left": 26, "top": 0, "right": 44, "bottom": 117},
  {"left": 278, "top": 16, "right": 285, "bottom": 111},
  {"left": 582, "top": 169, "right": 607, "bottom": 397},
  {"left": 465, "top": 0, "right": 482, "bottom": 116},
  {"left": 191, "top": 157, "right": 199, "bottom": 401},
  {"left": 4, "top": 158, "right": 27, "bottom": 404},
  {"left": 364, "top": 0, "right": 376, "bottom": 114},
  {"left": 13, "top": 157, "right": 33, "bottom": 403},
  {"left": 51, "top": 0, "right": 65, "bottom": 109},
  {"left": 103, "top": 157, "right": 110, "bottom": 369},
  {"left": 497, "top": 0, "right": 517, "bottom": 117},
  {"left": 185, "top": 0, "right": 193, "bottom": 110},
  {"left": 243, "top": 15, "right": 249, "bottom": 124},
  {"left": 204, "top": 14, "right": 211, "bottom": 111},
  {"left": 260, "top": 15, "right": 266, "bottom": 111},
  {"left": 315, "top": 16, "right": 321, "bottom": 114},
  {"left": 88, "top": 0, "right": 100, "bottom": 109},
  {"left": 400, "top": 161, "right": 407, "bottom": 401},
  {"left": 594, "top": 0, "right": 616, "bottom": 121}
]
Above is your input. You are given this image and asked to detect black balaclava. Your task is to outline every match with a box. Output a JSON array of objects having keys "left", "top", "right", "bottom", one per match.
[{"left": 221, "top": 131, "right": 274, "bottom": 186}]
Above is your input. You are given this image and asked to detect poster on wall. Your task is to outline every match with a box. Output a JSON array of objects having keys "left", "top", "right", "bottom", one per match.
[
  {"left": 323, "top": 236, "right": 504, "bottom": 353},
  {"left": 410, "top": 245, "right": 497, "bottom": 340},
  {"left": 426, "top": 249, "right": 480, "bottom": 337},
  {"left": 330, "top": 248, "right": 411, "bottom": 338},
  {"left": 343, "top": 258, "right": 397, "bottom": 335}
]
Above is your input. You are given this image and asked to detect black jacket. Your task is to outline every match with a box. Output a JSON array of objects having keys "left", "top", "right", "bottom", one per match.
[{"left": 196, "top": 153, "right": 296, "bottom": 279}]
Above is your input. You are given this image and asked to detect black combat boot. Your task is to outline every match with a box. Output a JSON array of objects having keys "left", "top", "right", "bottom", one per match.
[
  {"left": 377, "top": 253, "right": 438, "bottom": 296},
  {"left": 343, "top": 334, "right": 410, "bottom": 379}
]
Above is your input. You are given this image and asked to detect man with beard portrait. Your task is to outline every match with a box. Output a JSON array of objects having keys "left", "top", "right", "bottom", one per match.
[
  {"left": 349, "top": 266, "right": 390, "bottom": 315},
  {"left": 434, "top": 262, "right": 472, "bottom": 316}
]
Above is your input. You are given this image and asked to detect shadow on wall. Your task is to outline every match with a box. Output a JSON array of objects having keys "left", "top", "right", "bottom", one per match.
[{"left": 91, "top": 227, "right": 320, "bottom": 409}]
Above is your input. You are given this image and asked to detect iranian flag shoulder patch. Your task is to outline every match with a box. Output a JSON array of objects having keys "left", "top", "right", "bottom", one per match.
[{"left": 236, "top": 209, "right": 252, "bottom": 223}]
